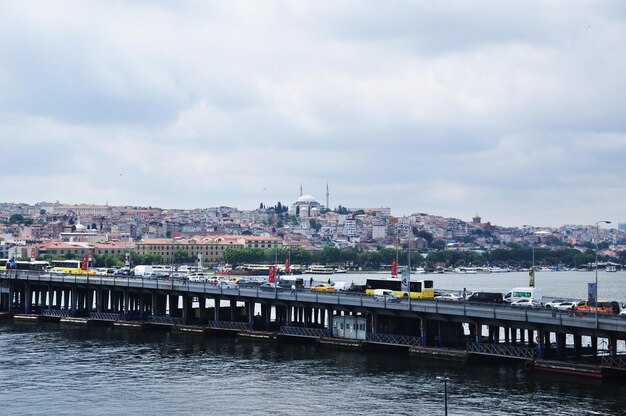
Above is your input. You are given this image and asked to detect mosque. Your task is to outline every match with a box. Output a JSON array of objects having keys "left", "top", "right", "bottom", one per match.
[{"left": 290, "top": 185, "right": 328, "bottom": 218}]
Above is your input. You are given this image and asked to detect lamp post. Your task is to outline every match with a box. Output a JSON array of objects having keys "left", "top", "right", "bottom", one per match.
[
  {"left": 594, "top": 220, "right": 611, "bottom": 328},
  {"left": 436, "top": 376, "right": 449, "bottom": 416}
]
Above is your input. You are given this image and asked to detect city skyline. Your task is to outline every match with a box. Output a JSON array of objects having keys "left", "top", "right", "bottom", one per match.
[{"left": 1, "top": 2, "right": 625, "bottom": 228}]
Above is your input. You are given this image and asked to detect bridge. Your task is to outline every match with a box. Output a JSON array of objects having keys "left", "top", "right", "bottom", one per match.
[{"left": 2, "top": 270, "right": 626, "bottom": 378}]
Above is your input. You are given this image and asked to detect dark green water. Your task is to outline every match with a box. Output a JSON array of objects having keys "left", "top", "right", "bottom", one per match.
[{"left": 0, "top": 321, "right": 624, "bottom": 415}]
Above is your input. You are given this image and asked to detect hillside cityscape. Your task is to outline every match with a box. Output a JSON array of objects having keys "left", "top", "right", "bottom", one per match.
[{"left": 1, "top": 193, "right": 625, "bottom": 270}]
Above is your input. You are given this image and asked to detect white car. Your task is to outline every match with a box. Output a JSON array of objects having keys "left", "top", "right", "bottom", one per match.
[
  {"left": 544, "top": 299, "right": 567, "bottom": 309},
  {"left": 619, "top": 309, "right": 626, "bottom": 319},
  {"left": 554, "top": 301, "right": 577, "bottom": 311},
  {"left": 511, "top": 298, "right": 543, "bottom": 309},
  {"left": 434, "top": 293, "right": 463, "bottom": 302}
]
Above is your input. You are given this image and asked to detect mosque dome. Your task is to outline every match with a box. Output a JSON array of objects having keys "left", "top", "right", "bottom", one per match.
[
  {"left": 75, "top": 222, "right": 87, "bottom": 232},
  {"left": 297, "top": 194, "right": 317, "bottom": 203}
]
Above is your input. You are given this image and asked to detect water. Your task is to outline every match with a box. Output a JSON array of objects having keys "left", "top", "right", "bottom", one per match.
[{"left": 1, "top": 270, "right": 626, "bottom": 415}]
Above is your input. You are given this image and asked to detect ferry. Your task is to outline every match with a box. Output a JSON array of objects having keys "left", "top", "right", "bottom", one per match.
[
  {"left": 453, "top": 267, "right": 478, "bottom": 274},
  {"left": 306, "top": 265, "right": 336, "bottom": 274}
]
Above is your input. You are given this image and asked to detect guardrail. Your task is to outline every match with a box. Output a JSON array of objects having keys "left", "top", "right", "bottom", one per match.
[
  {"left": 207, "top": 321, "right": 250, "bottom": 331},
  {"left": 601, "top": 354, "right": 626, "bottom": 369},
  {"left": 146, "top": 315, "right": 185, "bottom": 325},
  {"left": 41, "top": 309, "right": 71, "bottom": 318},
  {"left": 280, "top": 326, "right": 329, "bottom": 337},
  {"left": 367, "top": 333, "right": 422, "bottom": 346},
  {"left": 89, "top": 312, "right": 121, "bottom": 321},
  {"left": 466, "top": 341, "right": 537, "bottom": 359}
]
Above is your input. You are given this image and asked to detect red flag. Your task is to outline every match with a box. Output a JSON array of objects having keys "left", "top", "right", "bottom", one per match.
[
  {"left": 88, "top": 248, "right": 93, "bottom": 261},
  {"left": 81, "top": 256, "right": 88, "bottom": 271},
  {"left": 30, "top": 248, "right": 36, "bottom": 261},
  {"left": 268, "top": 266, "right": 276, "bottom": 283},
  {"left": 391, "top": 260, "right": 397, "bottom": 278},
  {"left": 285, "top": 258, "right": 290, "bottom": 274}
]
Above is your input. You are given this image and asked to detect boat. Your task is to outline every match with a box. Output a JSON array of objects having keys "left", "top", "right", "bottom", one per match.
[
  {"left": 606, "top": 265, "right": 617, "bottom": 273},
  {"left": 453, "top": 267, "right": 478, "bottom": 274},
  {"left": 216, "top": 264, "right": 271, "bottom": 276},
  {"left": 306, "top": 265, "right": 336, "bottom": 274}
]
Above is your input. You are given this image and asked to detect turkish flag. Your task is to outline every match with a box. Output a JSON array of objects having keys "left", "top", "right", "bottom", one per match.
[
  {"left": 81, "top": 256, "right": 88, "bottom": 271},
  {"left": 285, "top": 258, "right": 290, "bottom": 274},
  {"left": 268, "top": 266, "right": 276, "bottom": 283},
  {"left": 391, "top": 260, "right": 397, "bottom": 277}
]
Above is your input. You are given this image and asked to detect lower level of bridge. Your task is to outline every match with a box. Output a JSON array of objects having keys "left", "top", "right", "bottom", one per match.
[{"left": 2, "top": 279, "right": 626, "bottom": 379}]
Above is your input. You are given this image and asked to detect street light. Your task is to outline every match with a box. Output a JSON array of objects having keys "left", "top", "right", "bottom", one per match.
[
  {"left": 594, "top": 220, "right": 611, "bottom": 328},
  {"left": 436, "top": 376, "right": 449, "bottom": 416}
]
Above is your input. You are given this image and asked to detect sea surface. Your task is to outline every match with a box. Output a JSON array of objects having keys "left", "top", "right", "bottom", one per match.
[{"left": 1, "top": 270, "right": 625, "bottom": 415}]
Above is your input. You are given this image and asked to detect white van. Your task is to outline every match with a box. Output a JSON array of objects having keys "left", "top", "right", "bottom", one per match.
[
  {"left": 504, "top": 287, "right": 543, "bottom": 303},
  {"left": 333, "top": 282, "right": 351, "bottom": 291},
  {"left": 132, "top": 265, "right": 153, "bottom": 277}
]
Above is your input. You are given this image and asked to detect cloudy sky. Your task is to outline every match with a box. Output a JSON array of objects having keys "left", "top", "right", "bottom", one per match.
[{"left": 1, "top": 1, "right": 625, "bottom": 228}]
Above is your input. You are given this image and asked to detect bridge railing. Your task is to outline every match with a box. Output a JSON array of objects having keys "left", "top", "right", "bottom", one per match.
[
  {"left": 41, "top": 309, "right": 71, "bottom": 318},
  {"left": 467, "top": 341, "right": 537, "bottom": 359},
  {"left": 367, "top": 333, "right": 423, "bottom": 346},
  {"left": 146, "top": 315, "right": 185, "bottom": 325},
  {"left": 89, "top": 312, "right": 121, "bottom": 321},
  {"left": 601, "top": 354, "right": 626, "bottom": 369},
  {"left": 280, "top": 326, "right": 329, "bottom": 337},
  {"left": 207, "top": 321, "right": 250, "bottom": 331}
]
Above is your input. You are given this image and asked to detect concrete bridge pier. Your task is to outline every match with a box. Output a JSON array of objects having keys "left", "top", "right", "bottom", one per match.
[{"left": 327, "top": 308, "right": 334, "bottom": 336}]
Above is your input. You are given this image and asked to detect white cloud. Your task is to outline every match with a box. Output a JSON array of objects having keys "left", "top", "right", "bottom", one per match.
[{"left": 1, "top": 1, "right": 625, "bottom": 227}]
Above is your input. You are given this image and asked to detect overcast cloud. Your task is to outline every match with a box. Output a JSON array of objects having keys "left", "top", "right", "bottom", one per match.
[{"left": 1, "top": 1, "right": 625, "bottom": 227}]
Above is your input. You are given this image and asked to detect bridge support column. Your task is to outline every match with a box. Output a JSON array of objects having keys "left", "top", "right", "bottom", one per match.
[
  {"left": 71, "top": 287, "right": 78, "bottom": 317},
  {"left": 556, "top": 333, "right": 566, "bottom": 360},
  {"left": 168, "top": 295, "right": 178, "bottom": 318},
  {"left": 123, "top": 290, "right": 130, "bottom": 320},
  {"left": 24, "top": 284, "right": 31, "bottom": 314},
  {"left": 574, "top": 334, "right": 582, "bottom": 359},
  {"left": 592, "top": 337, "right": 598, "bottom": 358},
  {"left": 609, "top": 337, "right": 618, "bottom": 357},
  {"left": 247, "top": 301, "right": 254, "bottom": 328},
  {"left": 536, "top": 331, "right": 544, "bottom": 359},
  {"left": 229, "top": 299, "right": 237, "bottom": 322},
  {"left": 327, "top": 308, "right": 333, "bottom": 336}
]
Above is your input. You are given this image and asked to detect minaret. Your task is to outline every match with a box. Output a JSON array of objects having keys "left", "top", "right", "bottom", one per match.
[
  {"left": 326, "top": 183, "right": 329, "bottom": 209},
  {"left": 300, "top": 184, "right": 303, "bottom": 197}
]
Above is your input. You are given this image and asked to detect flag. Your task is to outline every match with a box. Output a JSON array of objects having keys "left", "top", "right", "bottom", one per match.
[
  {"left": 285, "top": 258, "right": 290, "bottom": 274},
  {"left": 391, "top": 260, "right": 397, "bottom": 278},
  {"left": 587, "top": 282, "right": 597, "bottom": 307},
  {"left": 30, "top": 248, "right": 36, "bottom": 261},
  {"left": 88, "top": 249, "right": 93, "bottom": 261},
  {"left": 81, "top": 256, "right": 88, "bottom": 271},
  {"left": 401, "top": 270, "right": 410, "bottom": 293},
  {"left": 268, "top": 266, "right": 276, "bottom": 283},
  {"left": 528, "top": 268, "right": 535, "bottom": 287}
]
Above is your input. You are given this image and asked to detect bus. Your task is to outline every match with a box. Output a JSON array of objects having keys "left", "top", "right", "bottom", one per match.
[
  {"left": 49, "top": 260, "right": 96, "bottom": 275},
  {"left": 365, "top": 277, "right": 435, "bottom": 299},
  {"left": 1, "top": 259, "right": 50, "bottom": 272}
]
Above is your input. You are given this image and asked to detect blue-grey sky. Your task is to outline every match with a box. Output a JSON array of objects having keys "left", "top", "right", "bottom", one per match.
[{"left": 1, "top": 1, "right": 625, "bottom": 228}]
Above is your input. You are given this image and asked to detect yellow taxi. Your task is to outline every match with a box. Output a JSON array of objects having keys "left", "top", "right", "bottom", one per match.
[{"left": 311, "top": 283, "right": 335, "bottom": 293}]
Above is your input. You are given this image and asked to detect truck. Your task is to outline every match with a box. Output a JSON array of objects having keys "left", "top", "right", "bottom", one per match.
[
  {"left": 503, "top": 287, "right": 543, "bottom": 303},
  {"left": 132, "top": 265, "right": 153, "bottom": 277}
]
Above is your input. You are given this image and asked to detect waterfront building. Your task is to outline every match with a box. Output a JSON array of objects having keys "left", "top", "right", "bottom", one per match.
[{"left": 136, "top": 235, "right": 280, "bottom": 263}]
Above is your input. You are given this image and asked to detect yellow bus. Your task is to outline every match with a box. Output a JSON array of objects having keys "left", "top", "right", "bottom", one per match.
[
  {"left": 365, "top": 277, "right": 435, "bottom": 299},
  {"left": 50, "top": 260, "right": 96, "bottom": 275}
]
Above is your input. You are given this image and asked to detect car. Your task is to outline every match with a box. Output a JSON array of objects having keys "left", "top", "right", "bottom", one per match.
[
  {"left": 259, "top": 283, "right": 277, "bottom": 291},
  {"left": 311, "top": 283, "right": 335, "bottom": 292},
  {"left": 619, "top": 309, "right": 626, "bottom": 319},
  {"left": 114, "top": 268, "right": 131, "bottom": 276},
  {"left": 511, "top": 298, "right": 542, "bottom": 308},
  {"left": 373, "top": 289, "right": 402, "bottom": 303},
  {"left": 544, "top": 299, "right": 568, "bottom": 309},
  {"left": 553, "top": 301, "right": 577, "bottom": 311},
  {"left": 214, "top": 281, "right": 239, "bottom": 290},
  {"left": 434, "top": 293, "right": 463, "bottom": 302}
]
